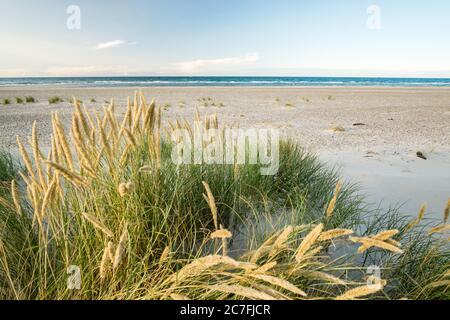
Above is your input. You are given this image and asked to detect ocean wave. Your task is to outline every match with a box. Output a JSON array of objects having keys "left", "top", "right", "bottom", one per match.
[{"left": 1, "top": 77, "right": 450, "bottom": 87}]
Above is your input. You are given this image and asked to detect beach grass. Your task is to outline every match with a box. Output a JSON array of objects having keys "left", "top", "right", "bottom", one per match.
[
  {"left": 0, "top": 92, "right": 448, "bottom": 300},
  {"left": 15, "top": 97, "right": 24, "bottom": 104},
  {"left": 2, "top": 98, "right": 11, "bottom": 105},
  {"left": 48, "top": 96, "right": 63, "bottom": 104},
  {"left": 25, "top": 96, "right": 36, "bottom": 103}
]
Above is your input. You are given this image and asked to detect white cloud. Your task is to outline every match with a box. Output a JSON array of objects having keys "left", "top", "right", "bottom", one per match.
[
  {"left": 0, "top": 68, "right": 32, "bottom": 77},
  {"left": 46, "top": 65, "right": 130, "bottom": 76},
  {"left": 170, "top": 53, "right": 259, "bottom": 73},
  {"left": 94, "top": 40, "right": 126, "bottom": 50}
]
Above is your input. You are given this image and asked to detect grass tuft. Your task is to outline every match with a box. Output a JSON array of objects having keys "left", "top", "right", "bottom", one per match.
[{"left": 48, "top": 96, "right": 63, "bottom": 104}]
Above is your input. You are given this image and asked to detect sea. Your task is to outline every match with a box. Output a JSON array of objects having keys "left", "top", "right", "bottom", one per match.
[{"left": 1, "top": 76, "right": 450, "bottom": 87}]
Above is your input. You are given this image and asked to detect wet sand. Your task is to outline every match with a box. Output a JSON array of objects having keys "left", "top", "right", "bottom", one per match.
[{"left": 1, "top": 86, "right": 449, "bottom": 218}]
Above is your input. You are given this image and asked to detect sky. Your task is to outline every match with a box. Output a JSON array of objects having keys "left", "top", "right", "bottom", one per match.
[{"left": 1, "top": 0, "right": 450, "bottom": 77}]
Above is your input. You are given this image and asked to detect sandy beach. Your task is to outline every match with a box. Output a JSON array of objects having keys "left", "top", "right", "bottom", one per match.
[{"left": 1, "top": 86, "right": 450, "bottom": 217}]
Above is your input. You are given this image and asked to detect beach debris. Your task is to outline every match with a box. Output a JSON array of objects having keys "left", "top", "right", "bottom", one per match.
[
  {"left": 387, "top": 118, "right": 394, "bottom": 121},
  {"left": 366, "top": 150, "right": 379, "bottom": 157},
  {"left": 353, "top": 123, "right": 366, "bottom": 126},
  {"left": 330, "top": 126, "right": 346, "bottom": 132},
  {"left": 416, "top": 152, "right": 427, "bottom": 160}
]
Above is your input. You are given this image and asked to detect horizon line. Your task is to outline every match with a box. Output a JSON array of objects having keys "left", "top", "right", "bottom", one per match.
[{"left": 2, "top": 75, "right": 450, "bottom": 79}]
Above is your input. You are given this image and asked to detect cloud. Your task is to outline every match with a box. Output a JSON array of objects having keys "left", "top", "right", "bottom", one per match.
[
  {"left": 46, "top": 65, "right": 130, "bottom": 76},
  {"left": 169, "top": 53, "right": 259, "bottom": 73},
  {"left": 0, "top": 68, "right": 32, "bottom": 77},
  {"left": 94, "top": 40, "right": 126, "bottom": 50}
]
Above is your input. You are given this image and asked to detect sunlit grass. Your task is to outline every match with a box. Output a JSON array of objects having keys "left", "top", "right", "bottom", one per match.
[{"left": 0, "top": 92, "right": 448, "bottom": 300}]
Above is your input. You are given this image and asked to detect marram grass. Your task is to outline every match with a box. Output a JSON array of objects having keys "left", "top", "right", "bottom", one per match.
[{"left": 0, "top": 92, "right": 448, "bottom": 300}]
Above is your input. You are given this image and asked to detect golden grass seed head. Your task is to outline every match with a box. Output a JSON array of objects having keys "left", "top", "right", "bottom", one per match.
[
  {"left": 247, "top": 274, "right": 307, "bottom": 297},
  {"left": 11, "top": 180, "right": 22, "bottom": 216},
  {"left": 113, "top": 224, "right": 129, "bottom": 270},
  {"left": 444, "top": 198, "right": 450, "bottom": 224},
  {"left": 295, "top": 223, "right": 324, "bottom": 263},
  {"left": 336, "top": 283, "right": 385, "bottom": 300},
  {"left": 208, "top": 284, "right": 277, "bottom": 300},
  {"left": 318, "top": 229, "right": 353, "bottom": 242},
  {"left": 210, "top": 229, "right": 232, "bottom": 239},
  {"left": 118, "top": 182, "right": 134, "bottom": 197},
  {"left": 81, "top": 212, "right": 114, "bottom": 238},
  {"left": 373, "top": 229, "right": 400, "bottom": 241},
  {"left": 99, "top": 246, "right": 110, "bottom": 280},
  {"left": 159, "top": 246, "right": 171, "bottom": 264},
  {"left": 202, "top": 181, "right": 218, "bottom": 230}
]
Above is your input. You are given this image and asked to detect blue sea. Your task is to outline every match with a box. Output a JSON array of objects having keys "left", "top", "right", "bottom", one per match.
[{"left": 1, "top": 76, "right": 450, "bottom": 87}]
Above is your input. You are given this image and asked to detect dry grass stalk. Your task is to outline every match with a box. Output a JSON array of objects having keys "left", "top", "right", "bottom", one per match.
[
  {"left": 208, "top": 284, "right": 277, "bottom": 300},
  {"left": 11, "top": 180, "right": 22, "bottom": 216},
  {"left": 336, "top": 283, "right": 384, "bottom": 300},
  {"left": 82, "top": 104, "right": 96, "bottom": 132},
  {"left": 210, "top": 229, "right": 232, "bottom": 239},
  {"left": 170, "top": 293, "right": 191, "bottom": 300},
  {"left": 74, "top": 100, "right": 91, "bottom": 136},
  {"left": 113, "top": 224, "right": 129, "bottom": 270},
  {"left": 16, "top": 136, "right": 35, "bottom": 182},
  {"left": 406, "top": 204, "right": 427, "bottom": 231},
  {"left": 202, "top": 181, "right": 219, "bottom": 230},
  {"left": 251, "top": 283, "right": 292, "bottom": 300},
  {"left": 301, "top": 245, "right": 324, "bottom": 261},
  {"left": 31, "top": 121, "right": 46, "bottom": 189},
  {"left": 168, "top": 255, "right": 256, "bottom": 283},
  {"left": 373, "top": 230, "right": 400, "bottom": 241},
  {"left": 444, "top": 199, "right": 450, "bottom": 224},
  {"left": 123, "top": 128, "right": 137, "bottom": 147},
  {"left": 350, "top": 237, "right": 403, "bottom": 254},
  {"left": 250, "top": 232, "right": 280, "bottom": 264},
  {"left": 222, "top": 238, "right": 228, "bottom": 257},
  {"left": 297, "top": 270, "right": 347, "bottom": 285},
  {"left": 99, "top": 120, "right": 112, "bottom": 159},
  {"left": 326, "top": 180, "right": 342, "bottom": 218},
  {"left": 99, "top": 245, "right": 110, "bottom": 280},
  {"left": 53, "top": 113, "right": 74, "bottom": 171},
  {"left": 269, "top": 225, "right": 294, "bottom": 258},
  {"left": 295, "top": 224, "right": 324, "bottom": 262},
  {"left": 318, "top": 229, "right": 353, "bottom": 242},
  {"left": 40, "top": 179, "right": 56, "bottom": 218},
  {"left": 45, "top": 161, "right": 85, "bottom": 186},
  {"left": 159, "top": 246, "right": 171, "bottom": 264},
  {"left": 107, "top": 241, "right": 115, "bottom": 263},
  {"left": 139, "top": 165, "right": 153, "bottom": 173},
  {"left": 428, "top": 224, "right": 450, "bottom": 235},
  {"left": 81, "top": 212, "right": 114, "bottom": 238},
  {"left": 119, "top": 145, "right": 131, "bottom": 166},
  {"left": 253, "top": 261, "right": 277, "bottom": 274},
  {"left": 247, "top": 274, "right": 307, "bottom": 297}
]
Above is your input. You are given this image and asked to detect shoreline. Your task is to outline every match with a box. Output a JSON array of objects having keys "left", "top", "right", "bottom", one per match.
[{"left": 2, "top": 85, "right": 450, "bottom": 90}]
